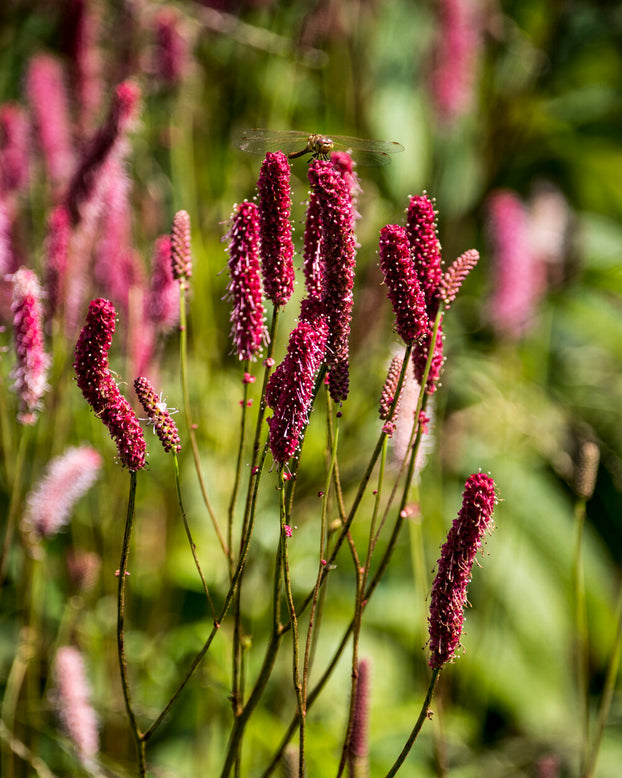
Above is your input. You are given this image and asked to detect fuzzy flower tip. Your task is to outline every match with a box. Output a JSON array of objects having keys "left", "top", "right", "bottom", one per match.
[
  {"left": 307, "top": 160, "right": 357, "bottom": 403},
  {"left": 170, "top": 209, "right": 192, "bottom": 282},
  {"left": 134, "top": 377, "right": 181, "bottom": 453},
  {"left": 257, "top": 151, "right": 295, "bottom": 306},
  {"left": 428, "top": 472, "right": 496, "bottom": 668},
  {"left": 266, "top": 298, "right": 328, "bottom": 464},
  {"left": 74, "top": 298, "right": 146, "bottom": 471},
  {"left": 226, "top": 200, "right": 267, "bottom": 360},
  {"left": 148, "top": 235, "right": 179, "bottom": 333},
  {"left": 10, "top": 268, "right": 50, "bottom": 424},
  {"left": 22, "top": 446, "right": 102, "bottom": 540},
  {"left": 440, "top": 248, "right": 479, "bottom": 308},
  {"left": 379, "top": 224, "right": 427, "bottom": 344},
  {"left": 54, "top": 646, "right": 99, "bottom": 767}
]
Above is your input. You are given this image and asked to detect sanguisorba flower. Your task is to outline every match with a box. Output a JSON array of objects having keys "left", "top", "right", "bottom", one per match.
[
  {"left": 226, "top": 200, "right": 267, "bottom": 361},
  {"left": 378, "top": 224, "right": 427, "bottom": 344},
  {"left": 74, "top": 298, "right": 146, "bottom": 471},
  {"left": 170, "top": 209, "right": 192, "bottom": 283},
  {"left": 307, "top": 159, "right": 357, "bottom": 403},
  {"left": 148, "top": 235, "right": 179, "bottom": 333},
  {"left": 257, "top": 151, "right": 295, "bottom": 307},
  {"left": 0, "top": 103, "right": 30, "bottom": 194},
  {"left": 428, "top": 472, "right": 496, "bottom": 668},
  {"left": 10, "top": 267, "right": 50, "bottom": 424},
  {"left": 405, "top": 194, "right": 444, "bottom": 393},
  {"left": 266, "top": 297, "right": 328, "bottom": 465},
  {"left": 22, "top": 446, "right": 102, "bottom": 540},
  {"left": 44, "top": 204, "right": 72, "bottom": 318},
  {"left": 134, "top": 376, "right": 181, "bottom": 454},
  {"left": 439, "top": 248, "right": 479, "bottom": 309},
  {"left": 54, "top": 646, "right": 99, "bottom": 768}
]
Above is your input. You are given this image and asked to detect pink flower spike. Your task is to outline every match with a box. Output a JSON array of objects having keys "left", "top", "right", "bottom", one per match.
[
  {"left": 0, "top": 103, "right": 29, "bottom": 193},
  {"left": 10, "top": 268, "right": 50, "bottom": 424},
  {"left": 26, "top": 54, "right": 74, "bottom": 187},
  {"left": 440, "top": 248, "right": 479, "bottom": 308},
  {"left": 307, "top": 159, "right": 357, "bottom": 403},
  {"left": 171, "top": 209, "right": 192, "bottom": 282},
  {"left": 54, "top": 646, "right": 99, "bottom": 768},
  {"left": 154, "top": 8, "right": 189, "bottom": 87},
  {"left": 226, "top": 200, "right": 267, "bottom": 360},
  {"left": 378, "top": 224, "right": 427, "bottom": 344},
  {"left": 74, "top": 298, "right": 146, "bottom": 471},
  {"left": 379, "top": 354, "right": 404, "bottom": 422},
  {"left": 148, "top": 235, "right": 179, "bottom": 333},
  {"left": 22, "top": 446, "right": 102, "bottom": 540},
  {"left": 257, "top": 151, "right": 295, "bottom": 307},
  {"left": 134, "top": 377, "right": 181, "bottom": 454},
  {"left": 44, "top": 205, "right": 72, "bottom": 319},
  {"left": 428, "top": 472, "right": 496, "bottom": 668},
  {"left": 405, "top": 194, "right": 443, "bottom": 318}
]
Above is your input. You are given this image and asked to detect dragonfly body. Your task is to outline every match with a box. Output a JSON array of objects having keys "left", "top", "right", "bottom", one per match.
[{"left": 238, "top": 129, "right": 404, "bottom": 167}]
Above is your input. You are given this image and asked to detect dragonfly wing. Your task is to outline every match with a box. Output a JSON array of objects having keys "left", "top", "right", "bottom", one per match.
[
  {"left": 237, "top": 129, "right": 312, "bottom": 155},
  {"left": 329, "top": 136, "right": 405, "bottom": 154}
]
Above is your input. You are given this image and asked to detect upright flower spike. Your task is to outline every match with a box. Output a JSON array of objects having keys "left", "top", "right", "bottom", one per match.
[
  {"left": 302, "top": 190, "right": 323, "bottom": 301},
  {"left": 257, "top": 151, "right": 295, "bottom": 307},
  {"left": 379, "top": 353, "right": 404, "bottom": 427},
  {"left": 307, "top": 159, "right": 357, "bottom": 403},
  {"left": 21, "top": 446, "right": 102, "bottom": 540},
  {"left": 62, "top": 0, "right": 103, "bottom": 134},
  {"left": 26, "top": 54, "right": 74, "bottom": 187},
  {"left": 170, "top": 209, "right": 192, "bottom": 283},
  {"left": 428, "top": 472, "right": 496, "bottom": 668},
  {"left": 378, "top": 224, "right": 427, "bottom": 344},
  {"left": 148, "top": 235, "right": 179, "bottom": 333},
  {"left": 54, "top": 646, "right": 99, "bottom": 768},
  {"left": 134, "top": 376, "right": 181, "bottom": 454},
  {"left": 44, "top": 205, "right": 72, "bottom": 318},
  {"left": 226, "top": 200, "right": 266, "bottom": 360},
  {"left": 65, "top": 80, "right": 140, "bottom": 225},
  {"left": 153, "top": 8, "right": 189, "bottom": 87},
  {"left": 10, "top": 268, "right": 50, "bottom": 425},
  {"left": 74, "top": 298, "right": 146, "bottom": 471},
  {"left": 266, "top": 298, "right": 328, "bottom": 464},
  {"left": 439, "top": 248, "right": 479, "bottom": 309},
  {"left": 348, "top": 658, "right": 371, "bottom": 777},
  {"left": 0, "top": 103, "right": 30, "bottom": 194}
]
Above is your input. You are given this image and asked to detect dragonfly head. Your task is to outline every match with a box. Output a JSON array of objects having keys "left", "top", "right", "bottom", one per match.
[{"left": 308, "top": 134, "right": 334, "bottom": 160}]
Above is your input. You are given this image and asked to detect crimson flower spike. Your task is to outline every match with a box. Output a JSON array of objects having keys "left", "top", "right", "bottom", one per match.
[
  {"left": 74, "top": 298, "right": 146, "bottom": 471},
  {"left": 257, "top": 151, "right": 295, "bottom": 307},
  {"left": 226, "top": 200, "right": 267, "bottom": 361},
  {"left": 265, "top": 298, "right": 328, "bottom": 465},
  {"left": 439, "top": 248, "right": 479, "bottom": 309},
  {"left": 428, "top": 472, "right": 496, "bottom": 668},
  {"left": 307, "top": 159, "right": 357, "bottom": 403}
]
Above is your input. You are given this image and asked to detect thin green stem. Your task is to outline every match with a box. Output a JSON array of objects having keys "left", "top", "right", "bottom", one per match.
[
  {"left": 117, "top": 471, "right": 146, "bottom": 777},
  {"left": 179, "top": 286, "right": 228, "bottom": 557},
  {"left": 0, "top": 425, "right": 30, "bottom": 590},
  {"left": 572, "top": 497, "right": 590, "bottom": 776},
  {"left": 228, "top": 359, "right": 251, "bottom": 572},
  {"left": 172, "top": 451, "right": 216, "bottom": 619},
  {"left": 384, "top": 667, "right": 442, "bottom": 777}
]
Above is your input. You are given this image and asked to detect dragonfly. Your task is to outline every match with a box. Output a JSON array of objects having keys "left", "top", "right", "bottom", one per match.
[{"left": 238, "top": 129, "right": 404, "bottom": 167}]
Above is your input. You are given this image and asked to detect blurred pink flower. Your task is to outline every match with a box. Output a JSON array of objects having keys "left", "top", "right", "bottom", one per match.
[
  {"left": 148, "top": 235, "right": 179, "bottom": 333},
  {"left": 488, "top": 189, "right": 546, "bottom": 338},
  {"left": 26, "top": 54, "right": 74, "bottom": 187},
  {"left": 429, "top": 0, "right": 483, "bottom": 125},
  {"left": 154, "top": 8, "right": 189, "bottom": 87},
  {"left": 63, "top": 0, "right": 103, "bottom": 133},
  {"left": 0, "top": 103, "right": 29, "bottom": 194},
  {"left": 54, "top": 646, "right": 99, "bottom": 768},
  {"left": 171, "top": 209, "right": 193, "bottom": 283},
  {"left": 44, "top": 205, "right": 72, "bottom": 318},
  {"left": 22, "top": 446, "right": 102, "bottom": 540},
  {"left": 10, "top": 268, "right": 50, "bottom": 424}
]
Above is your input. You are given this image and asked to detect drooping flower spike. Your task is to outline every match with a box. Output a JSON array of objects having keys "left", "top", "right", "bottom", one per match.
[{"left": 134, "top": 376, "right": 181, "bottom": 454}]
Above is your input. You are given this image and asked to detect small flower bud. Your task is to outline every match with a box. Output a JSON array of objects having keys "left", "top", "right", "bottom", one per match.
[
  {"left": 574, "top": 441, "right": 599, "bottom": 501},
  {"left": 171, "top": 209, "right": 192, "bottom": 281}
]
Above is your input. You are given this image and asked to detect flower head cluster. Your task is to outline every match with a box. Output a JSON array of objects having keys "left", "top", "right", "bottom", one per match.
[
  {"left": 307, "top": 159, "right": 357, "bottom": 403},
  {"left": 226, "top": 200, "right": 267, "bottom": 360},
  {"left": 10, "top": 268, "right": 50, "bottom": 424},
  {"left": 439, "top": 248, "right": 479, "bottom": 308},
  {"left": 170, "top": 209, "right": 192, "bottom": 282},
  {"left": 378, "top": 224, "right": 427, "bottom": 344},
  {"left": 22, "top": 446, "right": 102, "bottom": 540},
  {"left": 379, "top": 353, "right": 404, "bottom": 427},
  {"left": 148, "top": 235, "right": 179, "bottom": 333},
  {"left": 73, "top": 298, "right": 146, "bottom": 471},
  {"left": 428, "top": 472, "right": 496, "bottom": 668},
  {"left": 134, "top": 376, "right": 181, "bottom": 454},
  {"left": 257, "top": 151, "right": 295, "bottom": 306},
  {"left": 266, "top": 298, "right": 328, "bottom": 464},
  {"left": 54, "top": 646, "right": 99, "bottom": 768}
]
